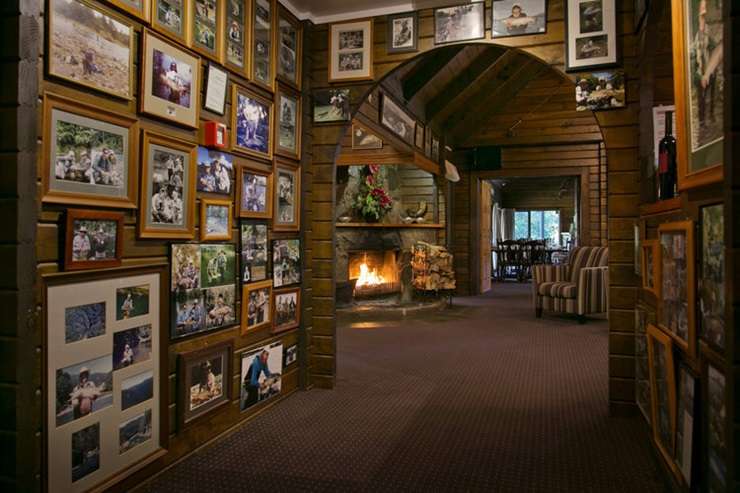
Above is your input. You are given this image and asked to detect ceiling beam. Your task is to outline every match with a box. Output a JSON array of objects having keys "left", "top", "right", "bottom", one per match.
[{"left": 400, "top": 45, "right": 464, "bottom": 102}]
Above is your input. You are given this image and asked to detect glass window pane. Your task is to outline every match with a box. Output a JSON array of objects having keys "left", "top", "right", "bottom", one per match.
[
  {"left": 514, "top": 211, "right": 529, "bottom": 239},
  {"left": 544, "top": 210, "right": 560, "bottom": 246},
  {"left": 530, "top": 211, "right": 543, "bottom": 239}
]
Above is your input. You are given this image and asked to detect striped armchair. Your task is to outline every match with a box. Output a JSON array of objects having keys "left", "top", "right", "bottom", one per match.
[{"left": 532, "top": 246, "right": 609, "bottom": 323}]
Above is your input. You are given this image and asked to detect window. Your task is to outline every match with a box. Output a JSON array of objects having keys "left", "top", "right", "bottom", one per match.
[{"left": 514, "top": 210, "right": 561, "bottom": 245}]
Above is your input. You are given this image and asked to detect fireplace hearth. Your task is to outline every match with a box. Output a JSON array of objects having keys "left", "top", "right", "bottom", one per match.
[{"left": 348, "top": 250, "right": 401, "bottom": 299}]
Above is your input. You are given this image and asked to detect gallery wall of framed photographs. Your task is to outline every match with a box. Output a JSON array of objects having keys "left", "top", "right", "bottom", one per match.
[{"left": 39, "top": 0, "right": 307, "bottom": 490}]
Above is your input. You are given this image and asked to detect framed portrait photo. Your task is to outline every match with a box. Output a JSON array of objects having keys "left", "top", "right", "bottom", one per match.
[
  {"left": 48, "top": 0, "right": 135, "bottom": 100},
  {"left": 151, "top": 0, "right": 190, "bottom": 46},
  {"left": 352, "top": 124, "right": 383, "bottom": 150},
  {"left": 387, "top": 12, "right": 418, "bottom": 53},
  {"left": 273, "top": 287, "right": 300, "bottom": 333},
  {"left": 239, "top": 341, "right": 282, "bottom": 412},
  {"left": 104, "top": 0, "right": 151, "bottom": 22},
  {"left": 434, "top": 2, "right": 485, "bottom": 45},
  {"left": 240, "top": 220, "right": 269, "bottom": 283},
  {"left": 313, "top": 88, "right": 351, "bottom": 123},
  {"left": 200, "top": 199, "right": 233, "bottom": 241},
  {"left": 272, "top": 238, "right": 301, "bottom": 288},
  {"left": 274, "top": 161, "right": 301, "bottom": 232},
  {"left": 238, "top": 163, "right": 273, "bottom": 219},
  {"left": 65, "top": 209, "right": 124, "bottom": 271},
  {"left": 139, "top": 131, "right": 197, "bottom": 239},
  {"left": 196, "top": 147, "right": 233, "bottom": 196},
  {"left": 189, "top": 0, "right": 222, "bottom": 62},
  {"left": 277, "top": 4, "right": 303, "bottom": 89},
  {"left": 565, "top": 0, "right": 618, "bottom": 72},
  {"left": 492, "top": 0, "right": 547, "bottom": 38},
  {"left": 275, "top": 83, "right": 302, "bottom": 160},
  {"left": 671, "top": 0, "right": 724, "bottom": 190},
  {"left": 223, "top": 0, "right": 249, "bottom": 74},
  {"left": 250, "top": 0, "right": 275, "bottom": 92},
  {"left": 646, "top": 323, "right": 676, "bottom": 466},
  {"left": 204, "top": 63, "right": 228, "bottom": 115},
  {"left": 241, "top": 279, "right": 273, "bottom": 333},
  {"left": 42, "top": 92, "right": 138, "bottom": 209},
  {"left": 178, "top": 340, "right": 232, "bottom": 427},
  {"left": 231, "top": 85, "right": 274, "bottom": 160},
  {"left": 640, "top": 239, "right": 660, "bottom": 297},
  {"left": 699, "top": 203, "right": 725, "bottom": 351},
  {"left": 575, "top": 71, "right": 626, "bottom": 111},
  {"left": 329, "top": 19, "right": 374, "bottom": 82},
  {"left": 141, "top": 30, "right": 201, "bottom": 128},
  {"left": 380, "top": 92, "right": 415, "bottom": 146}
]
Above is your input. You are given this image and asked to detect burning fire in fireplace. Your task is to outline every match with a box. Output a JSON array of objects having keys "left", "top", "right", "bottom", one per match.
[
  {"left": 356, "top": 261, "right": 386, "bottom": 288},
  {"left": 349, "top": 250, "right": 401, "bottom": 299}
]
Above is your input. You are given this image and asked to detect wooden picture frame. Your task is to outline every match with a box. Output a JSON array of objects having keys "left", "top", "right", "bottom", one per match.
[
  {"left": 250, "top": 0, "right": 276, "bottom": 92},
  {"left": 379, "top": 92, "right": 415, "bottom": 146},
  {"left": 151, "top": 0, "right": 190, "bottom": 46},
  {"left": 188, "top": 0, "right": 222, "bottom": 62},
  {"left": 415, "top": 122, "right": 425, "bottom": 149},
  {"left": 329, "top": 19, "right": 374, "bottom": 82},
  {"left": 274, "top": 83, "right": 302, "bottom": 160},
  {"left": 351, "top": 124, "right": 383, "bottom": 150},
  {"left": 646, "top": 323, "right": 676, "bottom": 467},
  {"left": 241, "top": 279, "right": 273, "bottom": 333},
  {"left": 200, "top": 198, "right": 233, "bottom": 241},
  {"left": 702, "top": 356, "right": 727, "bottom": 493},
  {"left": 386, "top": 11, "right": 418, "bottom": 54},
  {"left": 641, "top": 239, "right": 660, "bottom": 297},
  {"left": 237, "top": 163, "right": 273, "bottom": 219},
  {"left": 222, "top": 0, "right": 250, "bottom": 76},
  {"left": 657, "top": 220, "right": 695, "bottom": 357},
  {"left": 231, "top": 84, "right": 274, "bottom": 161},
  {"left": 675, "top": 363, "right": 699, "bottom": 489},
  {"left": 272, "top": 287, "right": 300, "bottom": 333},
  {"left": 48, "top": 0, "right": 135, "bottom": 100},
  {"left": 564, "top": 0, "right": 618, "bottom": 72},
  {"left": 272, "top": 238, "right": 300, "bottom": 288},
  {"left": 273, "top": 160, "right": 300, "bottom": 232},
  {"left": 240, "top": 220, "right": 269, "bottom": 283},
  {"left": 139, "top": 131, "right": 197, "bottom": 239},
  {"left": 434, "top": 2, "right": 486, "bottom": 45},
  {"left": 670, "top": 0, "right": 724, "bottom": 190},
  {"left": 140, "top": 29, "right": 202, "bottom": 128},
  {"left": 177, "top": 340, "right": 233, "bottom": 427},
  {"left": 313, "top": 88, "right": 351, "bottom": 123},
  {"left": 64, "top": 209, "right": 124, "bottom": 271},
  {"left": 105, "top": 0, "right": 151, "bottom": 22},
  {"left": 698, "top": 203, "right": 725, "bottom": 352},
  {"left": 42, "top": 92, "right": 139, "bottom": 210},
  {"left": 276, "top": 3, "right": 303, "bottom": 89},
  {"left": 492, "top": 0, "right": 548, "bottom": 39}
]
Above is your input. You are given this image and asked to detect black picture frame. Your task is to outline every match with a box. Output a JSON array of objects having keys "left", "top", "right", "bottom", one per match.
[
  {"left": 386, "top": 11, "right": 419, "bottom": 54},
  {"left": 674, "top": 362, "right": 699, "bottom": 490},
  {"left": 177, "top": 340, "right": 233, "bottom": 428}
]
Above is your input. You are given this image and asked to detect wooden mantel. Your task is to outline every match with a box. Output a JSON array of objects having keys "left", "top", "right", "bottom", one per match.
[{"left": 336, "top": 222, "right": 444, "bottom": 229}]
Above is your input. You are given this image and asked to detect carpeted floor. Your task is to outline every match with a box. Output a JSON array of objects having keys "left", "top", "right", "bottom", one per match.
[{"left": 140, "top": 283, "right": 668, "bottom": 492}]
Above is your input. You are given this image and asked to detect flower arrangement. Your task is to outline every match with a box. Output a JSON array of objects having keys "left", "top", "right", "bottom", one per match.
[{"left": 353, "top": 165, "right": 393, "bottom": 222}]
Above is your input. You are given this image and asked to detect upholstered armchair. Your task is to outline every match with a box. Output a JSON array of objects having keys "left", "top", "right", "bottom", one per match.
[{"left": 532, "top": 246, "right": 609, "bottom": 323}]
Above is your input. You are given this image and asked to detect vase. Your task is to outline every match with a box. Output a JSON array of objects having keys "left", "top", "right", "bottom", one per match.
[{"left": 363, "top": 212, "right": 380, "bottom": 223}]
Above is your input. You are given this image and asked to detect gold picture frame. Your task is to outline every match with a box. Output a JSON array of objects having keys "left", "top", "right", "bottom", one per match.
[
  {"left": 273, "top": 160, "right": 300, "bottom": 232},
  {"left": 276, "top": 3, "right": 303, "bottom": 90},
  {"left": 641, "top": 239, "right": 660, "bottom": 297},
  {"left": 329, "top": 19, "right": 374, "bottom": 82},
  {"left": 272, "top": 287, "right": 300, "bottom": 333},
  {"left": 223, "top": 0, "right": 251, "bottom": 76},
  {"left": 274, "top": 82, "right": 302, "bottom": 161},
  {"left": 200, "top": 198, "right": 233, "bottom": 241},
  {"left": 105, "top": 0, "right": 151, "bottom": 21},
  {"left": 249, "top": 0, "right": 276, "bottom": 92},
  {"left": 188, "top": 0, "right": 223, "bottom": 63},
  {"left": 151, "top": 0, "right": 191, "bottom": 45},
  {"left": 647, "top": 323, "right": 677, "bottom": 468},
  {"left": 231, "top": 84, "right": 274, "bottom": 160},
  {"left": 237, "top": 162, "right": 273, "bottom": 219},
  {"left": 241, "top": 279, "right": 273, "bottom": 334}
]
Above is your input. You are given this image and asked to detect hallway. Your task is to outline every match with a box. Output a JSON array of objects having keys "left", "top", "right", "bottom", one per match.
[{"left": 141, "top": 284, "right": 667, "bottom": 492}]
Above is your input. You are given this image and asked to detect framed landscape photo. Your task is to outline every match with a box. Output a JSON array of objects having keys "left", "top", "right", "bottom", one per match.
[
  {"left": 274, "top": 162, "right": 300, "bottom": 232},
  {"left": 139, "top": 131, "right": 197, "bottom": 239},
  {"left": 272, "top": 238, "right": 300, "bottom": 288},
  {"left": 189, "top": 0, "right": 221, "bottom": 62},
  {"left": 313, "top": 88, "right": 351, "bottom": 123},
  {"left": 48, "top": 0, "right": 135, "bottom": 100},
  {"left": 178, "top": 340, "right": 232, "bottom": 427},
  {"left": 329, "top": 19, "right": 374, "bottom": 82},
  {"left": 151, "top": 0, "right": 189, "bottom": 47},
  {"left": 240, "top": 221, "right": 269, "bottom": 283},
  {"left": 223, "top": 0, "right": 249, "bottom": 75},
  {"left": 352, "top": 124, "right": 383, "bottom": 150},
  {"left": 231, "top": 85, "right": 274, "bottom": 160},
  {"left": 275, "top": 83, "right": 302, "bottom": 160},
  {"left": 273, "top": 287, "right": 300, "bottom": 333},
  {"left": 141, "top": 30, "right": 201, "bottom": 128},
  {"left": 646, "top": 323, "right": 676, "bottom": 466},
  {"left": 492, "top": 0, "right": 547, "bottom": 38},
  {"left": 239, "top": 341, "right": 282, "bottom": 412},
  {"left": 277, "top": 5, "right": 303, "bottom": 89},
  {"left": 42, "top": 92, "right": 138, "bottom": 209},
  {"left": 565, "top": 0, "right": 618, "bottom": 72},
  {"left": 65, "top": 209, "right": 124, "bottom": 271},
  {"left": 657, "top": 220, "right": 695, "bottom": 356},
  {"left": 241, "top": 279, "right": 272, "bottom": 333},
  {"left": 699, "top": 204, "right": 725, "bottom": 351},
  {"left": 640, "top": 239, "right": 660, "bottom": 297},
  {"left": 197, "top": 147, "right": 233, "bottom": 196},
  {"left": 238, "top": 164, "right": 273, "bottom": 219},
  {"left": 200, "top": 199, "right": 233, "bottom": 241},
  {"left": 387, "top": 12, "right": 418, "bottom": 54},
  {"left": 105, "top": 0, "right": 151, "bottom": 22},
  {"left": 380, "top": 92, "right": 415, "bottom": 146},
  {"left": 671, "top": 0, "right": 724, "bottom": 190},
  {"left": 434, "top": 2, "right": 485, "bottom": 45},
  {"left": 575, "top": 71, "right": 626, "bottom": 111},
  {"left": 250, "top": 0, "right": 275, "bottom": 92},
  {"left": 204, "top": 63, "right": 228, "bottom": 115}
]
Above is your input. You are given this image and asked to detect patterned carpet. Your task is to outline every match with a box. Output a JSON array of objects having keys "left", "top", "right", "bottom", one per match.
[{"left": 140, "top": 283, "right": 668, "bottom": 492}]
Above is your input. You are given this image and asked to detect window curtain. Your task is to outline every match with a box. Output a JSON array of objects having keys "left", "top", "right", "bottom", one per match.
[{"left": 500, "top": 208, "right": 515, "bottom": 241}]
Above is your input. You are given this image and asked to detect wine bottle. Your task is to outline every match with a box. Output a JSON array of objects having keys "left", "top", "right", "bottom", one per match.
[{"left": 657, "top": 111, "right": 677, "bottom": 200}]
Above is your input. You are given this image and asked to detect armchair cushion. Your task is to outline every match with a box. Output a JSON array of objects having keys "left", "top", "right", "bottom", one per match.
[{"left": 538, "top": 281, "right": 578, "bottom": 299}]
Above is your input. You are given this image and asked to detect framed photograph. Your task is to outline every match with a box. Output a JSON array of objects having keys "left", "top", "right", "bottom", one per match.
[
  {"left": 575, "top": 71, "right": 626, "bottom": 111},
  {"left": 329, "top": 19, "right": 374, "bottom": 82},
  {"left": 151, "top": 0, "right": 189, "bottom": 48},
  {"left": 313, "top": 88, "right": 351, "bottom": 123},
  {"left": 44, "top": 265, "right": 166, "bottom": 493},
  {"left": 657, "top": 220, "right": 695, "bottom": 356},
  {"left": 704, "top": 361, "right": 727, "bottom": 493},
  {"left": 105, "top": 0, "right": 151, "bottom": 22},
  {"left": 204, "top": 63, "right": 228, "bottom": 115},
  {"left": 241, "top": 280, "right": 272, "bottom": 333},
  {"left": 646, "top": 323, "right": 676, "bottom": 466},
  {"left": 283, "top": 343, "right": 298, "bottom": 368},
  {"left": 275, "top": 83, "right": 302, "bottom": 160},
  {"left": 634, "top": 306, "right": 651, "bottom": 424},
  {"left": 189, "top": 0, "right": 221, "bottom": 61},
  {"left": 432, "top": 135, "right": 440, "bottom": 162},
  {"left": 240, "top": 221, "right": 269, "bottom": 283},
  {"left": 200, "top": 199, "right": 233, "bottom": 241},
  {"left": 699, "top": 204, "right": 725, "bottom": 351},
  {"left": 231, "top": 85, "right": 273, "bottom": 160},
  {"left": 197, "top": 147, "right": 233, "bottom": 195},
  {"left": 116, "top": 285, "right": 150, "bottom": 321},
  {"left": 387, "top": 12, "right": 418, "bottom": 53},
  {"left": 239, "top": 341, "right": 282, "bottom": 411},
  {"left": 640, "top": 239, "right": 660, "bottom": 296},
  {"left": 565, "top": 0, "right": 618, "bottom": 72},
  {"left": 171, "top": 243, "right": 237, "bottom": 339},
  {"left": 671, "top": 0, "right": 724, "bottom": 190},
  {"left": 434, "top": 3, "right": 485, "bottom": 45},
  {"left": 352, "top": 124, "right": 383, "bottom": 150},
  {"left": 273, "top": 287, "right": 300, "bottom": 333},
  {"left": 139, "top": 131, "right": 197, "bottom": 239},
  {"left": 415, "top": 123, "right": 425, "bottom": 149},
  {"left": 238, "top": 163, "right": 273, "bottom": 218},
  {"left": 141, "top": 30, "right": 201, "bottom": 128},
  {"left": 250, "top": 0, "right": 275, "bottom": 92},
  {"left": 272, "top": 238, "right": 300, "bottom": 288},
  {"left": 178, "top": 341, "right": 232, "bottom": 427},
  {"left": 675, "top": 364, "right": 698, "bottom": 489},
  {"left": 424, "top": 128, "right": 432, "bottom": 157},
  {"left": 277, "top": 4, "right": 303, "bottom": 89},
  {"left": 274, "top": 162, "right": 300, "bottom": 232},
  {"left": 42, "top": 92, "right": 138, "bottom": 209},
  {"left": 492, "top": 0, "right": 547, "bottom": 38},
  {"left": 380, "top": 92, "right": 415, "bottom": 146},
  {"left": 65, "top": 209, "right": 124, "bottom": 271},
  {"left": 223, "top": 0, "right": 249, "bottom": 74},
  {"left": 48, "top": 0, "right": 134, "bottom": 100}
]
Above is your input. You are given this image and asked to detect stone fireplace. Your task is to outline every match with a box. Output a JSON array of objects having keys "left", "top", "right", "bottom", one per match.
[{"left": 348, "top": 250, "right": 401, "bottom": 299}]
